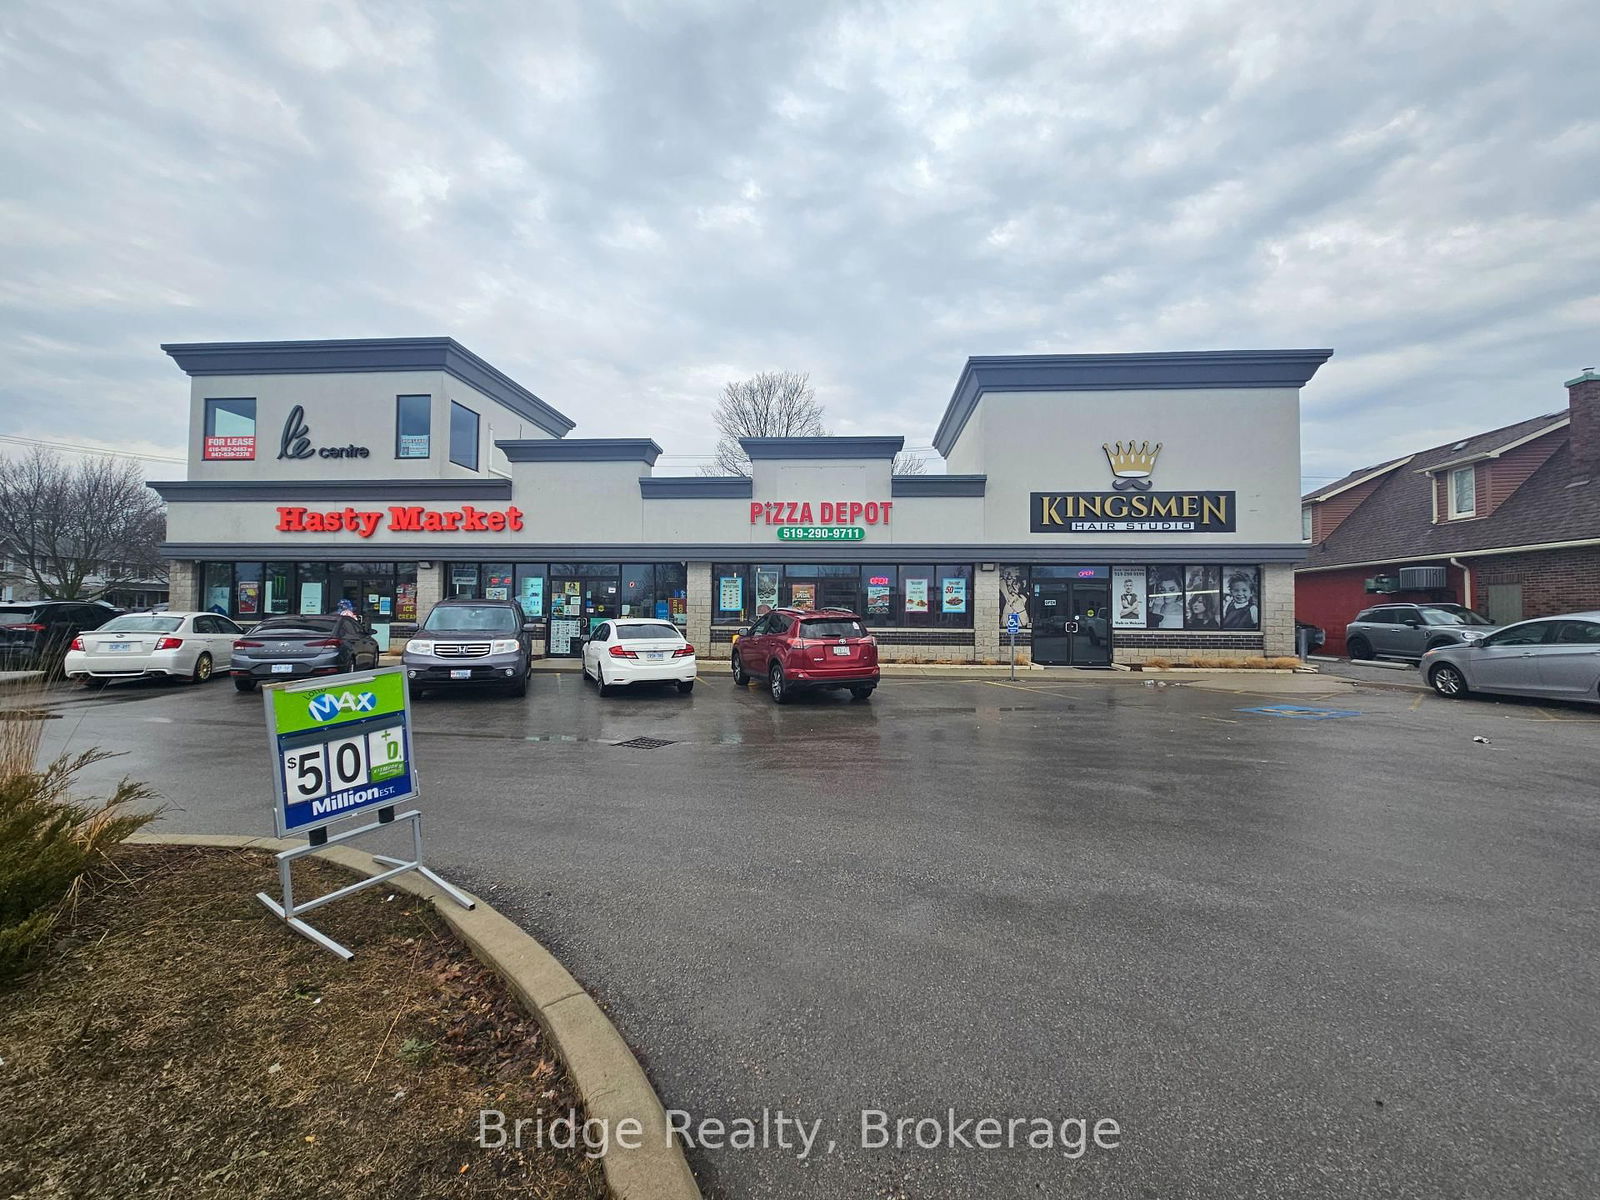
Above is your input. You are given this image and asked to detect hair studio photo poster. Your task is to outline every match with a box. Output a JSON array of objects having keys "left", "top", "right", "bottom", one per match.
[
  {"left": 1146, "top": 566, "right": 1183, "bottom": 629},
  {"left": 1112, "top": 567, "right": 1146, "bottom": 628},
  {"left": 1220, "top": 565, "right": 1261, "bottom": 630}
]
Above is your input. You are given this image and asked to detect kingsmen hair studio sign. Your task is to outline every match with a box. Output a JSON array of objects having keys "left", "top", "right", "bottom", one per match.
[
  {"left": 1031, "top": 491, "right": 1236, "bottom": 533},
  {"left": 1032, "top": 438, "right": 1236, "bottom": 533}
]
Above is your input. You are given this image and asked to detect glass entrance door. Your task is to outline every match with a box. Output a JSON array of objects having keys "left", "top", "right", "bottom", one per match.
[
  {"left": 1030, "top": 580, "right": 1113, "bottom": 665},
  {"left": 547, "top": 576, "right": 587, "bottom": 658}
]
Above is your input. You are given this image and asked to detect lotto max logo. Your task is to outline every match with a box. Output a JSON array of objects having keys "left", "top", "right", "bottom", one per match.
[{"left": 307, "top": 691, "right": 378, "bottom": 722}]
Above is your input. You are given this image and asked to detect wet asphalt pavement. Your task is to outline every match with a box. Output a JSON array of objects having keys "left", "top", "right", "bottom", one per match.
[{"left": 22, "top": 669, "right": 1600, "bottom": 1200}]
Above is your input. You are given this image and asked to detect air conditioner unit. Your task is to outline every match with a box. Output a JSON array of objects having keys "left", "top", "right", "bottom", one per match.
[
  {"left": 1365, "top": 575, "right": 1399, "bottom": 594},
  {"left": 1398, "top": 566, "right": 1448, "bottom": 590}
]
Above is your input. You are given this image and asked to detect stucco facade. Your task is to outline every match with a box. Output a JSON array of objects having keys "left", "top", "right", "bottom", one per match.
[{"left": 153, "top": 340, "right": 1330, "bottom": 663}]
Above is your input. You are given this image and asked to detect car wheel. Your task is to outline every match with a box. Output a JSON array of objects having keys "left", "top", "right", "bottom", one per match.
[
  {"left": 190, "top": 652, "right": 213, "bottom": 684},
  {"left": 768, "top": 663, "right": 789, "bottom": 704},
  {"left": 1347, "top": 636, "right": 1373, "bottom": 661},
  {"left": 677, "top": 680, "right": 694, "bottom": 695},
  {"left": 508, "top": 671, "right": 528, "bottom": 699},
  {"left": 233, "top": 677, "right": 257, "bottom": 693},
  {"left": 732, "top": 653, "right": 748, "bottom": 685},
  {"left": 597, "top": 666, "right": 614, "bottom": 697},
  {"left": 1428, "top": 663, "right": 1468, "bottom": 698},
  {"left": 850, "top": 686, "right": 874, "bottom": 701}
]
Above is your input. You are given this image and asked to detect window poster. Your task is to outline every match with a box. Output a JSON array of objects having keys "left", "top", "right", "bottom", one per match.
[
  {"left": 669, "top": 595, "right": 687, "bottom": 626},
  {"left": 1184, "top": 565, "right": 1220, "bottom": 630},
  {"left": 451, "top": 568, "right": 477, "bottom": 595},
  {"left": 398, "top": 434, "right": 430, "bottom": 458},
  {"left": 237, "top": 581, "right": 260, "bottom": 615},
  {"left": 395, "top": 583, "right": 417, "bottom": 622},
  {"left": 905, "top": 578, "right": 930, "bottom": 614},
  {"left": 1112, "top": 567, "right": 1146, "bottom": 628},
  {"left": 999, "top": 566, "right": 1030, "bottom": 630},
  {"left": 755, "top": 568, "right": 780, "bottom": 614},
  {"left": 519, "top": 576, "right": 545, "bottom": 617},
  {"left": 790, "top": 582, "right": 816, "bottom": 610},
  {"left": 718, "top": 575, "right": 743, "bottom": 612},
  {"left": 1146, "top": 566, "right": 1183, "bottom": 629},
  {"left": 208, "top": 585, "right": 232, "bottom": 614},
  {"left": 941, "top": 577, "right": 967, "bottom": 613},
  {"left": 1220, "top": 565, "right": 1260, "bottom": 630},
  {"left": 486, "top": 572, "right": 512, "bottom": 601},
  {"left": 549, "top": 617, "right": 583, "bottom": 656},
  {"left": 866, "top": 583, "right": 892, "bottom": 616}
]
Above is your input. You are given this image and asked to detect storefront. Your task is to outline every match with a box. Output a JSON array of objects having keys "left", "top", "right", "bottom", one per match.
[{"left": 153, "top": 339, "right": 1330, "bottom": 664}]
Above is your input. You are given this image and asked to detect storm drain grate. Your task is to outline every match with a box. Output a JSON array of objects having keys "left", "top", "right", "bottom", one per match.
[{"left": 614, "top": 736, "right": 677, "bottom": 750}]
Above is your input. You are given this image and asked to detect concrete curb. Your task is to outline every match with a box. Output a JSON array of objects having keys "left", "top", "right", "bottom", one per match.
[{"left": 123, "top": 832, "right": 701, "bottom": 1200}]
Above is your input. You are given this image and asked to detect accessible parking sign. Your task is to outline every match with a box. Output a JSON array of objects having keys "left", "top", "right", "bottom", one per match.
[{"left": 265, "top": 668, "right": 417, "bottom": 834}]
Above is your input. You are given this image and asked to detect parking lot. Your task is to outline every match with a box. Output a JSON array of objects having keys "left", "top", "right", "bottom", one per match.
[{"left": 21, "top": 667, "right": 1600, "bottom": 1199}]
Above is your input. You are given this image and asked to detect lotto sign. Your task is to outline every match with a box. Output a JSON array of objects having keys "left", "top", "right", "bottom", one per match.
[{"left": 264, "top": 668, "right": 417, "bottom": 834}]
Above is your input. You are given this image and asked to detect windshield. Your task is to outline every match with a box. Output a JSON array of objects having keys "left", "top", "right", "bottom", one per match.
[
  {"left": 1420, "top": 606, "right": 1494, "bottom": 626},
  {"left": 616, "top": 622, "right": 682, "bottom": 641},
  {"left": 801, "top": 618, "right": 867, "bottom": 639},
  {"left": 101, "top": 616, "right": 183, "bottom": 633},
  {"left": 423, "top": 605, "right": 518, "bottom": 634},
  {"left": 0, "top": 610, "right": 42, "bottom": 625}
]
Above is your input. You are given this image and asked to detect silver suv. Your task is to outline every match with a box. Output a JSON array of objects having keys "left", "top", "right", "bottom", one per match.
[
  {"left": 1345, "top": 603, "right": 1499, "bottom": 663},
  {"left": 402, "top": 599, "right": 535, "bottom": 699}
]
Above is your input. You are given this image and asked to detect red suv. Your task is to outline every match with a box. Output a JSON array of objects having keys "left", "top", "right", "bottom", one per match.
[{"left": 732, "top": 607, "right": 879, "bottom": 703}]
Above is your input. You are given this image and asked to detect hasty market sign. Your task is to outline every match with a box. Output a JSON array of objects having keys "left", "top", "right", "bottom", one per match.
[
  {"left": 1031, "top": 441, "right": 1236, "bottom": 533},
  {"left": 276, "top": 505, "right": 525, "bottom": 536}
]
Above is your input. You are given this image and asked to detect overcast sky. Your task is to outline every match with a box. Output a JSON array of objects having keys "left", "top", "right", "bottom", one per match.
[{"left": 2, "top": 0, "right": 1597, "bottom": 488}]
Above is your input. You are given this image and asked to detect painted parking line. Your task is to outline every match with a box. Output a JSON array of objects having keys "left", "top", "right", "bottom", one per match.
[{"left": 1235, "top": 705, "right": 1362, "bottom": 720}]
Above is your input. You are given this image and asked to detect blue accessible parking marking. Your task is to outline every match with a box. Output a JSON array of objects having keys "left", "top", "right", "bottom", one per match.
[{"left": 1235, "top": 705, "right": 1362, "bottom": 720}]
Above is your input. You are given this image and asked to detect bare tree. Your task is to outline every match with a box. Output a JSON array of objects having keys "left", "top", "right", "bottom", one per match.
[
  {"left": 703, "top": 371, "right": 829, "bottom": 476},
  {"left": 0, "top": 447, "right": 166, "bottom": 601},
  {"left": 891, "top": 450, "right": 929, "bottom": 475}
]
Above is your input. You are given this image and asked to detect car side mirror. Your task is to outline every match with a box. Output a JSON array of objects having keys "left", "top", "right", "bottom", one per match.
[
  {"left": 1402, "top": 619, "right": 1421, "bottom": 628},
  {"left": 522, "top": 622, "right": 537, "bottom": 633}
]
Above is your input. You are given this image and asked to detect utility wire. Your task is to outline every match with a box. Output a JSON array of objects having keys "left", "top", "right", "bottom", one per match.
[{"left": 0, "top": 433, "right": 186, "bottom": 465}]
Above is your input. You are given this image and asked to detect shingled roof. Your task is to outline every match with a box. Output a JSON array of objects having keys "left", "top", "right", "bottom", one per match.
[{"left": 1301, "top": 413, "right": 1593, "bottom": 569}]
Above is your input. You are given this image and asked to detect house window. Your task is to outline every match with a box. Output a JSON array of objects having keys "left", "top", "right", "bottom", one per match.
[
  {"left": 1448, "top": 466, "right": 1476, "bottom": 518},
  {"left": 203, "top": 398, "right": 256, "bottom": 460},
  {"left": 449, "top": 402, "right": 479, "bottom": 470},
  {"left": 1301, "top": 507, "right": 1313, "bottom": 540},
  {"left": 396, "top": 395, "right": 431, "bottom": 458}
]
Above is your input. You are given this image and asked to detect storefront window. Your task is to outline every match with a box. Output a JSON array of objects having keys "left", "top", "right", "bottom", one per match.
[
  {"left": 447, "top": 563, "right": 480, "bottom": 598},
  {"left": 203, "top": 397, "right": 256, "bottom": 460},
  {"left": 483, "top": 563, "right": 515, "bottom": 601},
  {"left": 713, "top": 563, "right": 750, "bottom": 623},
  {"left": 861, "top": 565, "right": 897, "bottom": 621},
  {"left": 203, "top": 562, "right": 232, "bottom": 615},
  {"left": 296, "top": 563, "right": 328, "bottom": 614},
  {"left": 656, "top": 562, "right": 688, "bottom": 626},
  {"left": 711, "top": 564, "right": 974, "bottom": 627},
  {"left": 449, "top": 401, "right": 479, "bottom": 470},
  {"left": 262, "top": 563, "right": 293, "bottom": 615},
  {"left": 396, "top": 394, "right": 431, "bottom": 458},
  {"left": 514, "top": 564, "right": 548, "bottom": 617},
  {"left": 620, "top": 564, "right": 653, "bottom": 619}
]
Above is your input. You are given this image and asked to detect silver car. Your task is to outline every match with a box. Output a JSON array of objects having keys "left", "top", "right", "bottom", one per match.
[
  {"left": 1423, "top": 612, "right": 1600, "bottom": 704},
  {"left": 1345, "top": 602, "right": 1499, "bottom": 662},
  {"left": 402, "top": 599, "right": 534, "bottom": 699}
]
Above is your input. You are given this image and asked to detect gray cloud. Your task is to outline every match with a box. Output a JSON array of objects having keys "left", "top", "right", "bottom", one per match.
[{"left": 1, "top": 0, "right": 1596, "bottom": 486}]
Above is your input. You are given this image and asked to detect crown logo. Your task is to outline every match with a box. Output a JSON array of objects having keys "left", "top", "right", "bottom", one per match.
[{"left": 1103, "top": 440, "right": 1162, "bottom": 491}]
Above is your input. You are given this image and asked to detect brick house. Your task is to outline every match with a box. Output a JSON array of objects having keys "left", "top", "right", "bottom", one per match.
[{"left": 1296, "top": 369, "right": 1600, "bottom": 655}]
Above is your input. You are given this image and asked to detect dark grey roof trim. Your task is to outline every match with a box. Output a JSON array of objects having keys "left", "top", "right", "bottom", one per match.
[
  {"left": 160, "top": 338, "right": 577, "bottom": 438},
  {"left": 891, "top": 474, "right": 987, "bottom": 497},
  {"left": 163, "top": 542, "right": 1308, "bottom": 565},
  {"left": 739, "top": 436, "right": 905, "bottom": 460},
  {"left": 933, "top": 349, "right": 1335, "bottom": 456},
  {"left": 639, "top": 476, "right": 754, "bottom": 498},
  {"left": 497, "top": 438, "right": 661, "bottom": 464},
  {"left": 148, "top": 478, "right": 514, "bottom": 502}
]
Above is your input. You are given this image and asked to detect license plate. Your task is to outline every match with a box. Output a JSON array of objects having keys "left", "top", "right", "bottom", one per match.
[
  {"left": 647, "top": 652, "right": 665, "bottom": 661},
  {"left": 105, "top": 643, "right": 134, "bottom": 652},
  {"left": 451, "top": 669, "right": 471, "bottom": 679},
  {"left": 271, "top": 663, "right": 293, "bottom": 674},
  {"left": 832, "top": 645, "right": 852, "bottom": 656}
]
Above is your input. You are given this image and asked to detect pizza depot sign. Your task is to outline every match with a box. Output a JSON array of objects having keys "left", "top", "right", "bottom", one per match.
[{"left": 1031, "top": 440, "right": 1236, "bottom": 533}]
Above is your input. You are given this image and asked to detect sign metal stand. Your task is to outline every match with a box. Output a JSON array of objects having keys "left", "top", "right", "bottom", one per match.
[
  {"left": 1007, "top": 611, "right": 1020, "bottom": 679},
  {"left": 256, "top": 667, "right": 472, "bottom": 960}
]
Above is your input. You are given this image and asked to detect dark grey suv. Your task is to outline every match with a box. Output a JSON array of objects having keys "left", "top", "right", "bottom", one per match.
[
  {"left": 402, "top": 599, "right": 535, "bottom": 699},
  {"left": 1345, "top": 603, "right": 1499, "bottom": 663}
]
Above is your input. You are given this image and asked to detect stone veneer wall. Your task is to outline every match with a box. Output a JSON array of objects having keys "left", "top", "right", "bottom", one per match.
[
  {"left": 685, "top": 562, "right": 713, "bottom": 654},
  {"left": 167, "top": 561, "right": 199, "bottom": 610}
]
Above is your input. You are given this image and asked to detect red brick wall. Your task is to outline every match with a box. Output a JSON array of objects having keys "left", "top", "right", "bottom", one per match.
[
  {"left": 1570, "top": 376, "right": 1600, "bottom": 472},
  {"left": 1294, "top": 565, "right": 1467, "bottom": 655},
  {"left": 1470, "top": 545, "right": 1600, "bottom": 618}
]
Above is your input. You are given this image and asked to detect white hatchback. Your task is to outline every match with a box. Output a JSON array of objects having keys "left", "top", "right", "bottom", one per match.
[
  {"left": 64, "top": 611, "right": 244, "bottom": 687},
  {"left": 580, "top": 618, "right": 697, "bottom": 696}
]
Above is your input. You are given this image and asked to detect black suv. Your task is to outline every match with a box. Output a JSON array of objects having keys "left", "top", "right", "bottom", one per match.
[
  {"left": 0, "top": 601, "right": 116, "bottom": 673},
  {"left": 401, "top": 599, "right": 536, "bottom": 699}
]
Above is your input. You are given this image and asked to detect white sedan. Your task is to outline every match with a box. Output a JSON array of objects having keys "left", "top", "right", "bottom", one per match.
[
  {"left": 64, "top": 611, "right": 244, "bottom": 686},
  {"left": 580, "top": 618, "right": 697, "bottom": 696}
]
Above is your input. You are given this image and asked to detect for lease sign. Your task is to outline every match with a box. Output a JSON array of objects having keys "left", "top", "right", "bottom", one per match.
[{"left": 275, "top": 505, "right": 526, "bottom": 537}]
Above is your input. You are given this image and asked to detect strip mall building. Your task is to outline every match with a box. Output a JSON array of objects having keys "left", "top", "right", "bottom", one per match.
[{"left": 153, "top": 339, "right": 1331, "bottom": 665}]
